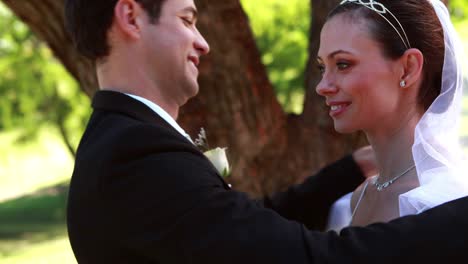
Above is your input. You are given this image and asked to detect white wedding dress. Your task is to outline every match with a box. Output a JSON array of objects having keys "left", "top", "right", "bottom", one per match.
[
  {"left": 326, "top": 192, "right": 353, "bottom": 232},
  {"left": 327, "top": 166, "right": 468, "bottom": 232}
]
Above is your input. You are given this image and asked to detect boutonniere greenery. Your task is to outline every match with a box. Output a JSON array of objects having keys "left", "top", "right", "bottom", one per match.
[{"left": 195, "top": 128, "right": 230, "bottom": 177}]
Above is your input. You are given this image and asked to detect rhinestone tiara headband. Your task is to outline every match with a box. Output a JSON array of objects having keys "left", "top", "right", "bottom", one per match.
[{"left": 340, "top": 0, "right": 411, "bottom": 49}]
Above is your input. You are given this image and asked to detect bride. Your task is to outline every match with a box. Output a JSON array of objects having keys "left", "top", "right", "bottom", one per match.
[{"left": 315, "top": 0, "right": 468, "bottom": 230}]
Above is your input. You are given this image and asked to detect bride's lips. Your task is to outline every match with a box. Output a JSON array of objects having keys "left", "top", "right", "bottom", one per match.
[{"left": 327, "top": 101, "right": 351, "bottom": 117}]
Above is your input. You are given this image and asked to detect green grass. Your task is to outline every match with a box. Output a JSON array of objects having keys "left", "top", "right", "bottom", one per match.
[
  {"left": 0, "top": 183, "right": 76, "bottom": 264},
  {"left": 0, "top": 127, "right": 76, "bottom": 263},
  {"left": 0, "top": 185, "right": 68, "bottom": 223},
  {"left": 0, "top": 237, "right": 76, "bottom": 264},
  {"left": 0, "top": 128, "right": 73, "bottom": 201}
]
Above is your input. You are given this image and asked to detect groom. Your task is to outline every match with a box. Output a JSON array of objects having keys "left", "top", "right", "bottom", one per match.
[{"left": 66, "top": 0, "right": 468, "bottom": 263}]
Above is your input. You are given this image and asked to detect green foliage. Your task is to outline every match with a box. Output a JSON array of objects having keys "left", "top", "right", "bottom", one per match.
[
  {"left": 0, "top": 3, "right": 89, "bottom": 150},
  {"left": 241, "top": 0, "right": 310, "bottom": 113},
  {"left": 451, "top": 0, "right": 468, "bottom": 22}
]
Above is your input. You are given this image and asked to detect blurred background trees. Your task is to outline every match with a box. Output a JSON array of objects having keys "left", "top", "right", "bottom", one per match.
[
  {"left": 241, "top": 0, "right": 310, "bottom": 114},
  {"left": 0, "top": 4, "right": 88, "bottom": 157}
]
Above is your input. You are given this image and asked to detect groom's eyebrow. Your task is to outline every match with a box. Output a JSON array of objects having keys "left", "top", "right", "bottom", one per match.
[{"left": 182, "top": 6, "right": 198, "bottom": 19}]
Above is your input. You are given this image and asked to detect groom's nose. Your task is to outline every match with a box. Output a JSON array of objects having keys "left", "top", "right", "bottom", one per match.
[{"left": 194, "top": 28, "right": 210, "bottom": 56}]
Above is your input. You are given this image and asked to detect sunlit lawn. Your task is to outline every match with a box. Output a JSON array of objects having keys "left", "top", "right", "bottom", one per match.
[
  {"left": 0, "top": 236, "right": 76, "bottom": 264},
  {"left": 0, "top": 224, "right": 75, "bottom": 264},
  {"left": 0, "top": 127, "right": 76, "bottom": 264},
  {"left": 0, "top": 129, "right": 73, "bottom": 201}
]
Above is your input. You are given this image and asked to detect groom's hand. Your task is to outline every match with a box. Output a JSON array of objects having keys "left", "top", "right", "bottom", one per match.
[{"left": 352, "top": 145, "right": 378, "bottom": 178}]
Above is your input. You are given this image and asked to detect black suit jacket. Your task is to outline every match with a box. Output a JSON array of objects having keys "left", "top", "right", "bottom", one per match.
[{"left": 68, "top": 90, "right": 468, "bottom": 264}]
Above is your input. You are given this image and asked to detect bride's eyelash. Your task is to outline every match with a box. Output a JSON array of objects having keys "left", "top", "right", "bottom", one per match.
[
  {"left": 316, "top": 60, "right": 351, "bottom": 75},
  {"left": 317, "top": 64, "right": 325, "bottom": 74},
  {"left": 336, "top": 61, "right": 351, "bottom": 70}
]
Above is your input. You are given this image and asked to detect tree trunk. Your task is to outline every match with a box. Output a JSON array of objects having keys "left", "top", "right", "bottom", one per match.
[{"left": 3, "top": 0, "right": 366, "bottom": 197}]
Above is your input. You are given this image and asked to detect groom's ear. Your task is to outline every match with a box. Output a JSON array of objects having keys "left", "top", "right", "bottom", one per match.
[
  {"left": 399, "top": 48, "right": 424, "bottom": 89},
  {"left": 112, "top": 0, "right": 145, "bottom": 40}
]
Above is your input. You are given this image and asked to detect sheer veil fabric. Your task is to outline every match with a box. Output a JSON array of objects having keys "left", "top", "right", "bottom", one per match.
[
  {"left": 327, "top": 0, "right": 468, "bottom": 231},
  {"left": 399, "top": 0, "right": 468, "bottom": 216}
]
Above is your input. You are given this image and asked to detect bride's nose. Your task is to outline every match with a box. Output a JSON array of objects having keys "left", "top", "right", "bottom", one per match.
[{"left": 316, "top": 75, "right": 338, "bottom": 96}]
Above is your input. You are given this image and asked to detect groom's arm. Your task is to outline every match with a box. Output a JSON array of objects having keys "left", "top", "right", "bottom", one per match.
[
  {"left": 263, "top": 155, "right": 364, "bottom": 230},
  {"left": 111, "top": 150, "right": 468, "bottom": 264},
  {"left": 80, "top": 122, "right": 463, "bottom": 263},
  {"left": 322, "top": 198, "right": 468, "bottom": 263}
]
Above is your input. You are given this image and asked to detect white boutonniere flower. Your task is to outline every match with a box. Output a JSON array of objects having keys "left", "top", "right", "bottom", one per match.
[
  {"left": 195, "top": 128, "right": 230, "bottom": 177},
  {"left": 204, "top": 147, "right": 230, "bottom": 177}
]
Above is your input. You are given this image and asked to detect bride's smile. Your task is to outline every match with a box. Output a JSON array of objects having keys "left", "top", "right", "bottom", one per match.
[
  {"left": 327, "top": 101, "right": 351, "bottom": 117},
  {"left": 315, "top": 15, "right": 412, "bottom": 135}
]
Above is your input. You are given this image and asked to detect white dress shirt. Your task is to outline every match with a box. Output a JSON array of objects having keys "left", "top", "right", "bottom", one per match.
[{"left": 124, "top": 93, "right": 194, "bottom": 144}]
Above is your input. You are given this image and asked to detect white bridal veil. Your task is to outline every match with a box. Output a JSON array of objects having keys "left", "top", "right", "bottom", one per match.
[{"left": 399, "top": 0, "right": 468, "bottom": 215}]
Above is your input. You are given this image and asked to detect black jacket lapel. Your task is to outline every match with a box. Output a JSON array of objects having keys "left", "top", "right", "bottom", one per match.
[{"left": 91, "top": 90, "right": 232, "bottom": 189}]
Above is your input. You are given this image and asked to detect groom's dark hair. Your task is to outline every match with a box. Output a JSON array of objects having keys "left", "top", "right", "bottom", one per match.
[{"left": 65, "top": 0, "right": 166, "bottom": 61}]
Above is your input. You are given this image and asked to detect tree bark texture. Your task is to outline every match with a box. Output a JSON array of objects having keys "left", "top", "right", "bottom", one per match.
[{"left": 3, "top": 0, "right": 368, "bottom": 197}]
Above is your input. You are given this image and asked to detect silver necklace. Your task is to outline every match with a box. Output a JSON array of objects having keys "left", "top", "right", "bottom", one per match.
[{"left": 374, "top": 164, "right": 416, "bottom": 191}]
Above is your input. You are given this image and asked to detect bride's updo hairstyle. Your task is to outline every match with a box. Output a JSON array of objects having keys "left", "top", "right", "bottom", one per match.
[{"left": 327, "top": 0, "right": 444, "bottom": 111}]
